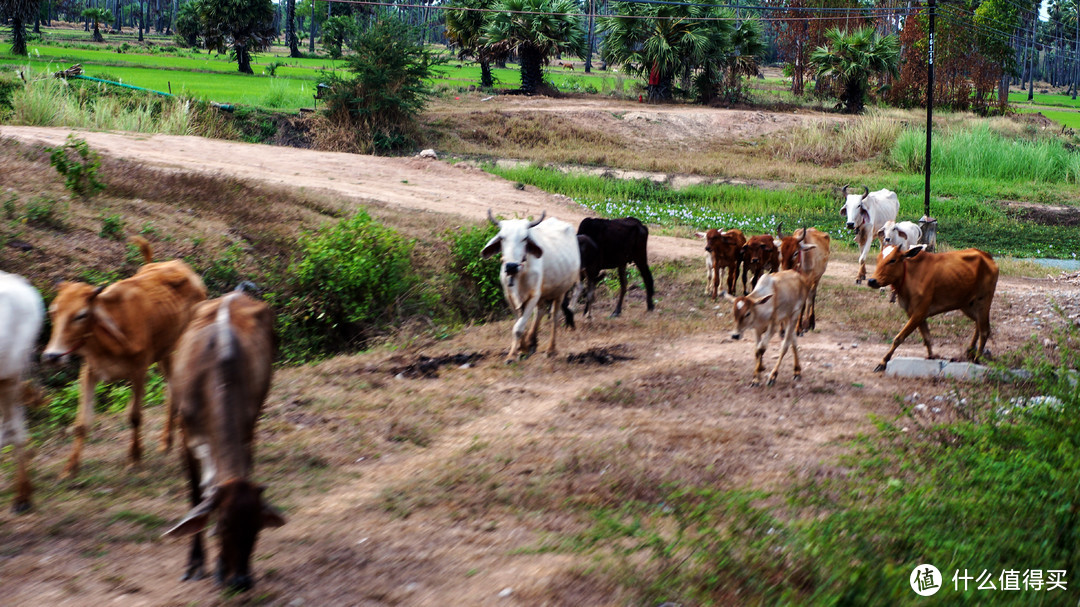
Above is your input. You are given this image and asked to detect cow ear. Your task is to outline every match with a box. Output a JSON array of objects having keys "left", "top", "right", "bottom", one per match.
[
  {"left": 722, "top": 293, "right": 737, "bottom": 303},
  {"left": 525, "top": 237, "right": 543, "bottom": 259},
  {"left": 91, "top": 306, "right": 133, "bottom": 351},
  {"left": 260, "top": 500, "right": 287, "bottom": 529},
  {"left": 163, "top": 495, "right": 216, "bottom": 538},
  {"left": 694, "top": 232, "right": 706, "bottom": 239},
  {"left": 800, "top": 243, "right": 817, "bottom": 250},
  {"left": 480, "top": 236, "right": 502, "bottom": 259},
  {"left": 839, "top": 207, "right": 847, "bottom": 217},
  {"left": 904, "top": 245, "right": 926, "bottom": 258},
  {"left": 896, "top": 229, "right": 908, "bottom": 241},
  {"left": 752, "top": 294, "right": 773, "bottom": 306}
]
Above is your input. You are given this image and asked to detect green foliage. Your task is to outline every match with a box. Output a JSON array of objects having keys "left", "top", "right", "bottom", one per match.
[
  {"left": 320, "top": 15, "right": 358, "bottom": 59},
  {"left": 276, "top": 210, "right": 416, "bottom": 360},
  {"left": 446, "top": 223, "right": 505, "bottom": 319},
  {"left": 2, "top": 191, "right": 16, "bottom": 220},
  {"left": 188, "top": 0, "right": 276, "bottom": 73},
  {"left": 174, "top": 1, "right": 201, "bottom": 47},
  {"left": 47, "top": 134, "right": 106, "bottom": 198},
  {"left": 98, "top": 213, "right": 124, "bottom": 240},
  {"left": 320, "top": 16, "right": 440, "bottom": 153},
  {"left": 196, "top": 242, "right": 246, "bottom": 295},
  {"left": 39, "top": 371, "right": 166, "bottom": 430},
  {"left": 892, "top": 124, "right": 1080, "bottom": 183},
  {"left": 23, "top": 194, "right": 66, "bottom": 229},
  {"left": 484, "top": 0, "right": 586, "bottom": 94},
  {"left": 811, "top": 27, "right": 900, "bottom": 114}
]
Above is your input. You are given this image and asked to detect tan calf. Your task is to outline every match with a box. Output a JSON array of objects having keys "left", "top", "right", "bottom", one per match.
[{"left": 728, "top": 270, "right": 810, "bottom": 386}]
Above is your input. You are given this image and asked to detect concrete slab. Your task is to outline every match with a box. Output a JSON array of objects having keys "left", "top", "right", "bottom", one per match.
[
  {"left": 885, "top": 357, "right": 946, "bottom": 378},
  {"left": 942, "top": 362, "right": 989, "bottom": 381}
]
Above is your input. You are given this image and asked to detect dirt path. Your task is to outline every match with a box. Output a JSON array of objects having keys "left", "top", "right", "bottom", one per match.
[{"left": 2, "top": 125, "right": 1078, "bottom": 606}]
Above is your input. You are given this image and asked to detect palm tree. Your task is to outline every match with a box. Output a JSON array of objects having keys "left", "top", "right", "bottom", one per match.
[
  {"left": 445, "top": 0, "right": 499, "bottom": 88},
  {"left": 483, "top": 0, "right": 586, "bottom": 95},
  {"left": 2, "top": 0, "right": 42, "bottom": 55},
  {"left": 286, "top": 0, "right": 301, "bottom": 57},
  {"left": 810, "top": 26, "right": 900, "bottom": 114},
  {"left": 81, "top": 7, "right": 113, "bottom": 43}
]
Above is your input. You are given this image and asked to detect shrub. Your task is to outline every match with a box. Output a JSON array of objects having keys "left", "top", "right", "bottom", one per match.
[
  {"left": 276, "top": 210, "right": 415, "bottom": 359},
  {"left": 446, "top": 223, "right": 505, "bottom": 319},
  {"left": 99, "top": 213, "right": 124, "bottom": 240},
  {"left": 47, "top": 134, "right": 106, "bottom": 198},
  {"left": 23, "top": 195, "right": 66, "bottom": 229},
  {"left": 316, "top": 16, "right": 440, "bottom": 153}
]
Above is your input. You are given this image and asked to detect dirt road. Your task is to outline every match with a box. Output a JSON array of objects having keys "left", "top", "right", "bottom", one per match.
[{"left": 0, "top": 125, "right": 1075, "bottom": 606}]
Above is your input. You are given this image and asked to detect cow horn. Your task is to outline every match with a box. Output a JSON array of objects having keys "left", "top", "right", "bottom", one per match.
[
  {"left": 487, "top": 209, "right": 499, "bottom": 226},
  {"left": 527, "top": 211, "right": 546, "bottom": 229},
  {"left": 800, "top": 224, "right": 807, "bottom": 242},
  {"left": 776, "top": 222, "right": 784, "bottom": 238},
  {"left": 861, "top": 185, "right": 869, "bottom": 198},
  {"left": 841, "top": 184, "right": 849, "bottom": 197}
]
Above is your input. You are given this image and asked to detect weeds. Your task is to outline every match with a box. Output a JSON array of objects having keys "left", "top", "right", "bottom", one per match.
[
  {"left": 47, "top": 134, "right": 105, "bottom": 198},
  {"left": 23, "top": 194, "right": 66, "bottom": 229},
  {"left": 98, "top": 213, "right": 124, "bottom": 240}
]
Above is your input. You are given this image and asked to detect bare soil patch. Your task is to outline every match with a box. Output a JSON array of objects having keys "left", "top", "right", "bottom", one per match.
[{"left": 0, "top": 123, "right": 1076, "bottom": 606}]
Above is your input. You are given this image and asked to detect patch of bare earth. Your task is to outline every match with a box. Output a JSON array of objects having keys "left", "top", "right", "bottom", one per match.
[{"left": 0, "top": 125, "right": 1077, "bottom": 606}]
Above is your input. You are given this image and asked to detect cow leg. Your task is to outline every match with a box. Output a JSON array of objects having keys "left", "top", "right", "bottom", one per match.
[
  {"left": 611, "top": 265, "right": 628, "bottom": 317},
  {"left": 706, "top": 258, "right": 716, "bottom": 299},
  {"left": 508, "top": 299, "right": 538, "bottom": 362},
  {"left": 875, "top": 311, "right": 929, "bottom": 372},
  {"left": 768, "top": 320, "right": 800, "bottom": 386},
  {"left": 128, "top": 376, "right": 145, "bottom": 466},
  {"left": 1, "top": 379, "right": 32, "bottom": 513},
  {"left": 741, "top": 265, "right": 750, "bottom": 295},
  {"left": 546, "top": 300, "right": 559, "bottom": 357},
  {"left": 750, "top": 329, "right": 772, "bottom": 387},
  {"left": 561, "top": 290, "right": 576, "bottom": 330},
  {"left": 917, "top": 320, "right": 936, "bottom": 359},
  {"left": 526, "top": 301, "right": 545, "bottom": 356},
  {"left": 62, "top": 364, "right": 97, "bottom": 479},
  {"left": 158, "top": 356, "right": 175, "bottom": 453},
  {"left": 974, "top": 303, "right": 993, "bottom": 361},
  {"left": 856, "top": 232, "right": 871, "bottom": 284},
  {"left": 636, "top": 260, "right": 655, "bottom": 312},
  {"left": 180, "top": 445, "right": 207, "bottom": 581}
]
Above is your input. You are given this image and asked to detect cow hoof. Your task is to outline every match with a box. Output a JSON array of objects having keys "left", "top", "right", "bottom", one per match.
[
  {"left": 793, "top": 374, "right": 801, "bottom": 382},
  {"left": 766, "top": 377, "right": 777, "bottom": 387},
  {"left": 11, "top": 500, "right": 31, "bottom": 514},
  {"left": 609, "top": 311, "right": 622, "bottom": 319},
  {"left": 182, "top": 567, "right": 206, "bottom": 582},
  {"left": 873, "top": 363, "right": 886, "bottom": 373},
  {"left": 750, "top": 380, "right": 761, "bottom": 387},
  {"left": 504, "top": 358, "right": 516, "bottom": 365}
]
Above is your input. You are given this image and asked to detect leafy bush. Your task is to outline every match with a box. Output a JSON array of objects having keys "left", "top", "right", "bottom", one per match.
[
  {"left": 47, "top": 134, "right": 106, "bottom": 198},
  {"left": 38, "top": 371, "right": 166, "bottom": 430},
  {"left": 446, "top": 223, "right": 505, "bottom": 319},
  {"left": 317, "top": 15, "right": 440, "bottom": 153},
  {"left": 99, "top": 213, "right": 124, "bottom": 240},
  {"left": 23, "top": 195, "right": 66, "bottom": 229},
  {"left": 276, "top": 210, "right": 416, "bottom": 359}
]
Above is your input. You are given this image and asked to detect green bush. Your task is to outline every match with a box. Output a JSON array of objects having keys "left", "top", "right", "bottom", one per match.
[
  {"left": 99, "top": 213, "right": 124, "bottom": 240},
  {"left": 47, "top": 134, "right": 106, "bottom": 198},
  {"left": 23, "top": 195, "right": 66, "bottom": 229},
  {"left": 38, "top": 371, "right": 166, "bottom": 430},
  {"left": 276, "top": 210, "right": 416, "bottom": 359},
  {"left": 446, "top": 223, "right": 505, "bottom": 319}
]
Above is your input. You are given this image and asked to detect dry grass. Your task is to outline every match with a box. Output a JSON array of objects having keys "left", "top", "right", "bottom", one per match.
[{"left": 764, "top": 111, "right": 902, "bottom": 166}]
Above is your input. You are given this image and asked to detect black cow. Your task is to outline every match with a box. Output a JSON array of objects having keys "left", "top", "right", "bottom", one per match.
[{"left": 576, "top": 217, "right": 655, "bottom": 317}]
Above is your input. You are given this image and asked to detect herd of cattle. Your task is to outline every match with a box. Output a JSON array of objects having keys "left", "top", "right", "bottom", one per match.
[{"left": 0, "top": 184, "right": 1000, "bottom": 591}]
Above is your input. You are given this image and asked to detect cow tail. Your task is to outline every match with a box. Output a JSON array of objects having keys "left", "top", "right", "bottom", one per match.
[
  {"left": 215, "top": 293, "right": 239, "bottom": 363},
  {"left": 130, "top": 236, "right": 153, "bottom": 264}
]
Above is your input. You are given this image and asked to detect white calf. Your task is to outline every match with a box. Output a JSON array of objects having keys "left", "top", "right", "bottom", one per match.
[{"left": 0, "top": 272, "right": 44, "bottom": 512}]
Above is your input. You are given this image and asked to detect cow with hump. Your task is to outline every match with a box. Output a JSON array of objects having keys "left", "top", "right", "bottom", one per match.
[
  {"left": 727, "top": 269, "right": 810, "bottom": 387},
  {"left": 841, "top": 184, "right": 899, "bottom": 284},
  {"left": 0, "top": 272, "right": 44, "bottom": 513},
  {"left": 696, "top": 228, "right": 745, "bottom": 299},
  {"left": 163, "top": 289, "right": 284, "bottom": 592},
  {"left": 576, "top": 216, "right": 655, "bottom": 317},
  {"left": 42, "top": 237, "right": 207, "bottom": 477},
  {"left": 867, "top": 245, "right": 999, "bottom": 372},
  {"left": 778, "top": 225, "right": 831, "bottom": 335},
  {"left": 482, "top": 210, "right": 580, "bottom": 363}
]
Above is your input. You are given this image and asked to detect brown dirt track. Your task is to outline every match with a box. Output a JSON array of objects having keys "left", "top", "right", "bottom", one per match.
[{"left": 0, "top": 124, "right": 1076, "bottom": 606}]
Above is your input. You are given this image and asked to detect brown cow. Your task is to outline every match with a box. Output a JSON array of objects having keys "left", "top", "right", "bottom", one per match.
[
  {"left": 42, "top": 239, "right": 207, "bottom": 477},
  {"left": 697, "top": 228, "right": 745, "bottom": 299},
  {"left": 779, "top": 227, "right": 831, "bottom": 334},
  {"left": 560, "top": 62, "right": 574, "bottom": 70},
  {"left": 163, "top": 291, "right": 284, "bottom": 592},
  {"left": 867, "top": 245, "right": 999, "bottom": 372},
  {"left": 741, "top": 234, "right": 780, "bottom": 295},
  {"left": 728, "top": 270, "right": 810, "bottom": 386}
]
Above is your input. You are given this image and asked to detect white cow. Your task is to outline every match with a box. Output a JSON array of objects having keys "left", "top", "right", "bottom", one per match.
[
  {"left": 877, "top": 220, "right": 922, "bottom": 252},
  {"left": 841, "top": 185, "right": 899, "bottom": 284},
  {"left": 0, "top": 272, "right": 44, "bottom": 513},
  {"left": 482, "top": 210, "right": 581, "bottom": 362}
]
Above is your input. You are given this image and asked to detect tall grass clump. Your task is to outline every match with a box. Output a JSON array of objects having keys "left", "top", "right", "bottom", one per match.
[
  {"left": 445, "top": 223, "right": 506, "bottom": 320},
  {"left": 259, "top": 77, "right": 294, "bottom": 109},
  {"left": 893, "top": 124, "right": 1080, "bottom": 183},
  {"left": 8, "top": 73, "right": 193, "bottom": 135},
  {"left": 767, "top": 112, "right": 903, "bottom": 165},
  {"left": 275, "top": 210, "right": 416, "bottom": 360}
]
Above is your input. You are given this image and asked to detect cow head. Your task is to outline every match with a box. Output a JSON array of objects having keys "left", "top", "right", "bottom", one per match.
[
  {"left": 780, "top": 232, "right": 818, "bottom": 272},
  {"left": 743, "top": 235, "right": 777, "bottom": 268},
  {"left": 164, "top": 479, "right": 286, "bottom": 592},
  {"left": 728, "top": 293, "right": 774, "bottom": 340},
  {"left": 481, "top": 210, "right": 546, "bottom": 287},
  {"left": 867, "top": 244, "right": 925, "bottom": 289},
  {"left": 840, "top": 184, "right": 871, "bottom": 231},
  {"left": 42, "top": 282, "right": 128, "bottom": 363}
]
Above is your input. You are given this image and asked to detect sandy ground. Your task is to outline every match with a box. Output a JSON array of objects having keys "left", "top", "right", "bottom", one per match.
[{"left": 0, "top": 124, "right": 1077, "bottom": 606}]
